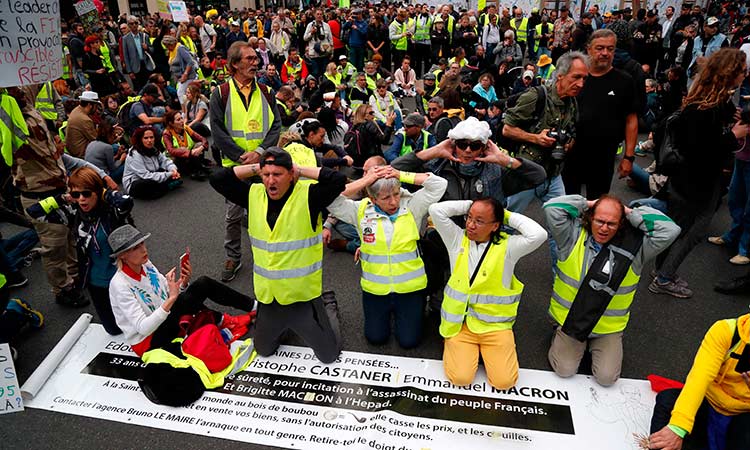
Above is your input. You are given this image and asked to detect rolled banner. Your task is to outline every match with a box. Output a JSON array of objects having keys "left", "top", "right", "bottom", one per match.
[{"left": 21, "top": 313, "right": 92, "bottom": 400}]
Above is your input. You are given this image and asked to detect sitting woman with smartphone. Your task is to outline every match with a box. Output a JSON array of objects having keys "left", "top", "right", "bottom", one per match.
[{"left": 108, "top": 224, "right": 256, "bottom": 357}]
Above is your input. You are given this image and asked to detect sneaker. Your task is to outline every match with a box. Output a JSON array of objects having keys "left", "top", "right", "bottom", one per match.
[
  {"left": 715, "top": 275, "right": 750, "bottom": 295},
  {"left": 648, "top": 278, "right": 693, "bottom": 299},
  {"left": 730, "top": 255, "right": 750, "bottom": 265},
  {"left": 55, "top": 286, "right": 90, "bottom": 308},
  {"left": 6, "top": 298, "right": 44, "bottom": 328},
  {"left": 708, "top": 236, "right": 726, "bottom": 245},
  {"left": 221, "top": 260, "right": 242, "bottom": 282},
  {"left": 649, "top": 270, "right": 689, "bottom": 288},
  {"left": 634, "top": 144, "right": 647, "bottom": 157},
  {"left": 5, "top": 271, "right": 28, "bottom": 289}
]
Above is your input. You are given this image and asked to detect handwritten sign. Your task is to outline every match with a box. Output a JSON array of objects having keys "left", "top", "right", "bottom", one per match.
[
  {"left": 169, "top": 1, "right": 189, "bottom": 23},
  {"left": 0, "top": 0, "right": 63, "bottom": 87},
  {"left": 74, "top": 0, "right": 96, "bottom": 16},
  {"left": 156, "top": 0, "right": 172, "bottom": 20},
  {"left": 0, "top": 344, "right": 23, "bottom": 414}
]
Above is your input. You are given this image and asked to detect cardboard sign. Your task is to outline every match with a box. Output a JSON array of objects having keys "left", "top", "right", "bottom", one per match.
[
  {"left": 169, "top": 1, "right": 189, "bottom": 23},
  {"left": 25, "top": 324, "right": 657, "bottom": 449},
  {"left": 156, "top": 0, "right": 172, "bottom": 20},
  {"left": 74, "top": 0, "right": 96, "bottom": 16},
  {"left": 0, "top": 0, "right": 62, "bottom": 87},
  {"left": 0, "top": 344, "right": 23, "bottom": 414}
]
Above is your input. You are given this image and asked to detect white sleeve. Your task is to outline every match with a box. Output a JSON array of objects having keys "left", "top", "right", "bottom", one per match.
[
  {"left": 327, "top": 196, "right": 361, "bottom": 227},
  {"left": 428, "top": 200, "right": 471, "bottom": 270},
  {"left": 109, "top": 275, "right": 169, "bottom": 339},
  {"left": 505, "top": 211, "right": 548, "bottom": 264},
  {"left": 408, "top": 174, "right": 448, "bottom": 224}
]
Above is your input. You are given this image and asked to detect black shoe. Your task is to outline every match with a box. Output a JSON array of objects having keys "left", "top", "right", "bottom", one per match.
[
  {"left": 5, "top": 271, "right": 28, "bottom": 289},
  {"left": 190, "top": 171, "right": 207, "bottom": 181},
  {"left": 55, "top": 287, "right": 90, "bottom": 308},
  {"left": 714, "top": 275, "right": 750, "bottom": 295}
]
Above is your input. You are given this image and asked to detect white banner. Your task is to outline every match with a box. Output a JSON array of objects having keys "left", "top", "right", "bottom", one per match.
[
  {"left": 25, "top": 325, "right": 656, "bottom": 449},
  {"left": 0, "top": 0, "right": 62, "bottom": 87}
]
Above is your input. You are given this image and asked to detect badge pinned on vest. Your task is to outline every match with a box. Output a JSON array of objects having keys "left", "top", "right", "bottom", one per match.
[
  {"left": 247, "top": 119, "right": 261, "bottom": 132},
  {"left": 475, "top": 179, "right": 484, "bottom": 193},
  {"left": 362, "top": 225, "right": 376, "bottom": 244}
]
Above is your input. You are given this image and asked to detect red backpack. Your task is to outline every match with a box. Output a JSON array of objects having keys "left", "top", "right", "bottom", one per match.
[{"left": 182, "top": 324, "right": 232, "bottom": 373}]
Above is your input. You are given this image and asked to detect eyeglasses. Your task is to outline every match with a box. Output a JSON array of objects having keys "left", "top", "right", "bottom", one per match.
[
  {"left": 592, "top": 218, "right": 619, "bottom": 229},
  {"left": 454, "top": 140, "right": 484, "bottom": 151},
  {"left": 428, "top": 107, "right": 440, "bottom": 112},
  {"left": 70, "top": 190, "right": 94, "bottom": 199},
  {"left": 465, "top": 216, "right": 496, "bottom": 227}
]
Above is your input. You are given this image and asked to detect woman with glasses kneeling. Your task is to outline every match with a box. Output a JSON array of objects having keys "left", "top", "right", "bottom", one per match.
[
  {"left": 108, "top": 224, "right": 256, "bottom": 357},
  {"left": 327, "top": 160, "right": 447, "bottom": 348},
  {"left": 428, "top": 196, "right": 546, "bottom": 389}
]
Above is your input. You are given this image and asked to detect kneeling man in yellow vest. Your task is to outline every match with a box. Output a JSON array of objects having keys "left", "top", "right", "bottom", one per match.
[
  {"left": 543, "top": 195, "right": 680, "bottom": 386},
  {"left": 327, "top": 158, "right": 447, "bottom": 348},
  {"left": 429, "top": 197, "right": 547, "bottom": 389},
  {"left": 215, "top": 147, "right": 347, "bottom": 364}
]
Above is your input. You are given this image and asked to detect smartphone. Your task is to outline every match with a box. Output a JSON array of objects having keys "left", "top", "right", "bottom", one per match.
[
  {"left": 178, "top": 247, "right": 190, "bottom": 274},
  {"left": 735, "top": 350, "right": 750, "bottom": 374}
]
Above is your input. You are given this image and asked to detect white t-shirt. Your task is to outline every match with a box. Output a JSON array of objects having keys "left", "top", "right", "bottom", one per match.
[{"left": 199, "top": 23, "right": 217, "bottom": 54}]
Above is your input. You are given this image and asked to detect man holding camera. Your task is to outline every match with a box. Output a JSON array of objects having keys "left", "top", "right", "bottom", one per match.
[
  {"left": 562, "top": 29, "right": 639, "bottom": 200},
  {"left": 304, "top": 9, "right": 333, "bottom": 79},
  {"left": 502, "top": 51, "right": 589, "bottom": 214}
]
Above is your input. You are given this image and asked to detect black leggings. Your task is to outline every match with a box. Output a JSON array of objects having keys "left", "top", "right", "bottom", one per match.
[
  {"left": 128, "top": 179, "right": 171, "bottom": 200},
  {"left": 88, "top": 284, "right": 122, "bottom": 335},
  {"left": 148, "top": 276, "right": 255, "bottom": 351}
]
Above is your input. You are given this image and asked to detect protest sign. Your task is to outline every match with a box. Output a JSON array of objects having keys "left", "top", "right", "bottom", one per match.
[
  {"left": 0, "top": 344, "right": 23, "bottom": 414},
  {"left": 156, "top": 0, "right": 172, "bottom": 20},
  {"left": 25, "top": 324, "right": 656, "bottom": 449},
  {"left": 73, "top": 0, "right": 96, "bottom": 16},
  {"left": 169, "top": 1, "right": 189, "bottom": 23},
  {"left": 0, "top": 0, "right": 62, "bottom": 87}
]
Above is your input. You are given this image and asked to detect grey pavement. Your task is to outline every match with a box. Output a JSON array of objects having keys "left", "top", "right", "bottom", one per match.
[{"left": 2, "top": 156, "right": 746, "bottom": 449}]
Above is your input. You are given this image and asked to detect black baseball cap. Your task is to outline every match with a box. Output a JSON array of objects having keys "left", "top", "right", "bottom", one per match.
[{"left": 260, "top": 147, "right": 293, "bottom": 170}]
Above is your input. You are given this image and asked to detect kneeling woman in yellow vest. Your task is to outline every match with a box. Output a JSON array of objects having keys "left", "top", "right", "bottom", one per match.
[
  {"left": 327, "top": 159, "right": 447, "bottom": 348},
  {"left": 428, "top": 198, "right": 547, "bottom": 389},
  {"left": 107, "top": 224, "right": 256, "bottom": 365}
]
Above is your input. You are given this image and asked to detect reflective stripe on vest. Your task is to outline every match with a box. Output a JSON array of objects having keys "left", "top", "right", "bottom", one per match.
[
  {"left": 440, "top": 234, "right": 523, "bottom": 338},
  {"left": 511, "top": 17, "right": 529, "bottom": 42},
  {"left": 222, "top": 80, "right": 274, "bottom": 167},
  {"left": 0, "top": 94, "right": 29, "bottom": 166},
  {"left": 534, "top": 23, "right": 554, "bottom": 51},
  {"left": 548, "top": 230, "right": 640, "bottom": 336},
  {"left": 248, "top": 182, "right": 323, "bottom": 305},
  {"left": 397, "top": 129, "right": 430, "bottom": 156},
  {"left": 142, "top": 338, "right": 256, "bottom": 389},
  {"left": 357, "top": 200, "right": 426, "bottom": 295},
  {"left": 35, "top": 82, "right": 57, "bottom": 120}
]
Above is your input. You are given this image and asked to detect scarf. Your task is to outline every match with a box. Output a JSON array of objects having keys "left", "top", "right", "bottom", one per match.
[{"left": 168, "top": 43, "right": 183, "bottom": 64}]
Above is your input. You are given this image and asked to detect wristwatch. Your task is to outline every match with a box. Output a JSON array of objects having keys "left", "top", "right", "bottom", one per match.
[
  {"left": 506, "top": 157, "right": 516, "bottom": 169},
  {"left": 623, "top": 155, "right": 635, "bottom": 162}
]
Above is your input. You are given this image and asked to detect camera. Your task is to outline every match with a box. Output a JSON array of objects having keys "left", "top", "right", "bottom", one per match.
[{"left": 548, "top": 129, "right": 572, "bottom": 161}]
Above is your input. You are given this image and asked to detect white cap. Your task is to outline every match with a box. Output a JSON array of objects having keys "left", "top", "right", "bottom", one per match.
[
  {"left": 339, "top": 55, "right": 347, "bottom": 60},
  {"left": 447, "top": 117, "right": 492, "bottom": 144},
  {"left": 523, "top": 70, "right": 535, "bottom": 79},
  {"left": 79, "top": 91, "right": 101, "bottom": 104},
  {"left": 323, "top": 92, "right": 336, "bottom": 101}
]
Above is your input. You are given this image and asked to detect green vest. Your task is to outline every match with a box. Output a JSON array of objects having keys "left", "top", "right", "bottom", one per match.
[
  {"left": 365, "top": 73, "right": 381, "bottom": 91},
  {"left": 222, "top": 80, "right": 274, "bottom": 167},
  {"left": 35, "top": 81, "right": 57, "bottom": 120},
  {"left": 549, "top": 230, "right": 641, "bottom": 337},
  {"left": 0, "top": 93, "right": 29, "bottom": 166},
  {"left": 58, "top": 121, "right": 67, "bottom": 142},
  {"left": 100, "top": 43, "right": 115, "bottom": 73},
  {"left": 284, "top": 60, "right": 303, "bottom": 81},
  {"left": 373, "top": 92, "right": 395, "bottom": 118},
  {"left": 142, "top": 338, "right": 256, "bottom": 389},
  {"left": 276, "top": 98, "right": 291, "bottom": 116},
  {"left": 440, "top": 234, "right": 523, "bottom": 338},
  {"left": 414, "top": 16, "right": 433, "bottom": 41},
  {"left": 324, "top": 72, "right": 342, "bottom": 86},
  {"left": 247, "top": 182, "right": 323, "bottom": 305},
  {"left": 397, "top": 129, "right": 430, "bottom": 156},
  {"left": 448, "top": 56, "right": 467, "bottom": 67},
  {"left": 539, "top": 64, "right": 556, "bottom": 80},
  {"left": 167, "top": 129, "right": 195, "bottom": 152},
  {"left": 62, "top": 45, "right": 72, "bottom": 80},
  {"left": 357, "top": 199, "right": 426, "bottom": 295},
  {"left": 394, "top": 20, "right": 409, "bottom": 50},
  {"left": 510, "top": 17, "right": 529, "bottom": 42},
  {"left": 339, "top": 62, "right": 357, "bottom": 81},
  {"left": 534, "top": 22, "right": 554, "bottom": 52}
]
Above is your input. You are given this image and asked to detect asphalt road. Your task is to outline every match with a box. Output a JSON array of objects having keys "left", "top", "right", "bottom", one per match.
[{"left": 2, "top": 155, "right": 747, "bottom": 450}]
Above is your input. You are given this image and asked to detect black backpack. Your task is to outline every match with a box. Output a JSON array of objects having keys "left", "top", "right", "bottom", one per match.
[
  {"left": 343, "top": 125, "right": 363, "bottom": 158},
  {"left": 498, "top": 85, "right": 547, "bottom": 155},
  {"left": 655, "top": 110, "right": 683, "bottom": 176},
  {"left": 116, "top": 96, "right": 142, "bottom": 137}
]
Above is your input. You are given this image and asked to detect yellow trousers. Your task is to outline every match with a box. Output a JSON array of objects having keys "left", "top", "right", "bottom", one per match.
[{"left": 443, "top": 324, "right": 518, "bottom": 390}]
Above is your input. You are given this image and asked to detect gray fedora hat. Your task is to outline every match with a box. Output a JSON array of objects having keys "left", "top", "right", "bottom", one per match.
[{"left": 108, "top": 224, "right": 151, "bottom": 258}]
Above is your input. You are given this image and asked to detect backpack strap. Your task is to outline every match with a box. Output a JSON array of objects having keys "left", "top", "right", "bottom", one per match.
[
  {"left": 531, "top": 84, "right": 547, "bottom": 122},
  {"left": 219, "top": 81, "right": 230, "bottom": 110},
  {"left": 727, "top": 317, "right": 743, "bottom": 360}
]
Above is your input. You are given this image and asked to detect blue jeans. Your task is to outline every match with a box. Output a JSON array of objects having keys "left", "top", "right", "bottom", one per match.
[
  {"left": 377, "top": 109, "right": 402, "bottom": 131},
  {"left": 505, "top": 175, "right": 566, "bottom": 264},
  {"left": 629, "top": 163, "right": 652, "bottom": 196},
  {"left": 629, "top": 197, "right": 668, "bottom": 214},
  {"left": 1, "top": 229, "right": 39, "bottom": 271},
  {"left": 333, "top": 221, "right": 360, "bottom": 254},
  {"left": 362, "top": 290, "right": 424, "bottom": 349},
  {"left": 349, "top": 46, "right": 365, "bottom": 71},
  {"left": 723, "top": 159, "right": 750, "bottom": 256}
]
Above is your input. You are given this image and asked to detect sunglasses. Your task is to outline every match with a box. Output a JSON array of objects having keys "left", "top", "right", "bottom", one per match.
[
  {"left": 454, "top": 140, "right": 484, "bottom": 151},
  {"left": 367, "top": 111, "right": 375, "bottom": 115},
  {"left": 70, "top": 190, "right": 94, "bottom": 199},
  {"left": 428, "top": 107, "right": 440, "bottom": 112}
]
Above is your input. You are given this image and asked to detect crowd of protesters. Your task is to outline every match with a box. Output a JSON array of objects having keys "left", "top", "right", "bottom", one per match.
[{"left": 2, "top": 0, "right": 750, "bottom": 448}]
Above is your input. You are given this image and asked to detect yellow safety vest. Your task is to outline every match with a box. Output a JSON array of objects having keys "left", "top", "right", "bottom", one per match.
[
  {"left": 448, "top": 57, "right": 467, "bottom": 67},
  {"left": 397, "top": 129, "right": 430, "bottom": 156},
  {"left": 180, "top": 35, "right": 198, "bottom": 56},
  {"left": 0, "top": 93, "right": 29, "bottom": 166},
  {"left": 166, "top": 128, "right": 195, "bottom": 151},
  {"left": 100, "top": 43, "right": 115, "bottom": 73},
  {"left": 373, "top": 92, "right": 395, "bottom": 117},
  {"left": 142, "top": 338, "right": 256, "bottom": 389},
  {"left": 414, "top": 16, "right": 433, "bottom": 41},
  {"left": 357, "top": 199, "right": 426, "bottom": 295},
  {"left": 510, "top": 17, "right": 529, "bottom": 42},
  {"left": 443, "top": 15, "right": 455, "bottom": 43},
  {"left": 549, "top": 230, "right": 641, "bottom": 337},
  {"left": 394, "top": 20, "right": 408, "bottom": 50},
  {"left": 247, "top": 182, "right": 323, "bottom": 305},
  {"left": 534, "top": 23, "right": 555, "bottom": 52},
  {"left": 283, "top": 142, "right": 317, "bottom": 168},
  {"left": 276, "top": 98, "right": 291, "bottom": 116},
  {"left": 35, "top": 82, "right": 57, "bottom": 121},
  {"left": 539, "top": 64, "right": 556, "bottom": 80},
  {"left": 440, "top": 234, "right": 524, "bottom": 338},
  {"left": 222, "top": 80, "right": 274, "bottom": 167},
  {"left": 284, "top": 61, "right": 303, "bottom": 80},
  {"left": 365, "top": 73, "right": 381, "bottom": 91},
  {"left": 62, "top": 45, "right": 72, "bottom": 80},
  {"left": 324, "top": 72, "right": 342, "bottom": 86}
]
